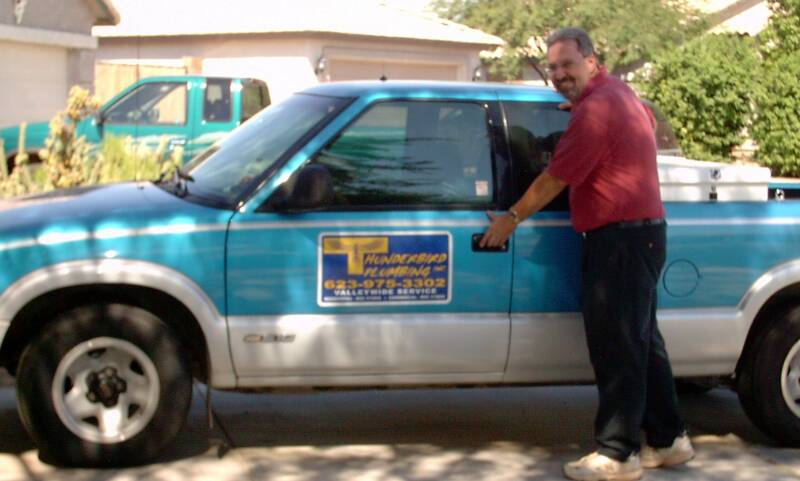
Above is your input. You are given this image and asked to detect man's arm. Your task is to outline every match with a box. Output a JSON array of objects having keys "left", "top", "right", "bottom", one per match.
[{"left": 480, "top": 171, "right": 568, "bottom": 248}]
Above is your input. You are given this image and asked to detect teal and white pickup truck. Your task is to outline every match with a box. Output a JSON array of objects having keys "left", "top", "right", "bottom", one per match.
[
  {"left": 1, "top": 75, "right": 271, "bottom": 169},
  {"left": 0, "top": 81, "right": 798, "bottom": 467}
]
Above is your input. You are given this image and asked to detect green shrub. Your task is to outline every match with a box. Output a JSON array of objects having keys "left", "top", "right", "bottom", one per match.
[
  {"left": 39, "top": 86, "right": 100, "bottom": 190},
  {"left": 636, "top": 33, "right": 759, "bottom": 161},
  {"left": 752, "top": 51, "right": 800, "bottom": 176},
  {"left": 0, "top": 123, "right": 38, "bottom": 198},
  {"left": 94, "top": 134, "right": 179, "bottom": 184}
]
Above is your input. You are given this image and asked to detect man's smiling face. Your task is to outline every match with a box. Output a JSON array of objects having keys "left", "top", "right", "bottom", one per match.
[{"left": 547, "top": 39, "right": 598, "bottom": 102}]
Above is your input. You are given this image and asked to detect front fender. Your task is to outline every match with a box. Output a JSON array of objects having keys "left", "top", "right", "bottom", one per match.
[
  {"left": 1, "top": 121, "right": 50, "bottom": 159},
  {"left": 0, "top": 258, "right": 236, "bottom": 387}
]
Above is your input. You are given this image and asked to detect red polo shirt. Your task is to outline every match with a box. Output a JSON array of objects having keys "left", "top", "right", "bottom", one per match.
[{"left": 546, "top": 67, "right": 665, "bottom": 233}]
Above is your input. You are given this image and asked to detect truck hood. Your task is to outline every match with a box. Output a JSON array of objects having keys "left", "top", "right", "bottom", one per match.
[
  {"left": 0, "top": 121, "right": 51, "bottom": 158},
  {"left": 0, "top": 182, "right": 231, "bottom": 244}
]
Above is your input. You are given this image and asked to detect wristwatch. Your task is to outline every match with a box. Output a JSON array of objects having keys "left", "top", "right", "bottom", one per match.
[{"left": 507, "top": 208, "right": 521, "bottom": 225}]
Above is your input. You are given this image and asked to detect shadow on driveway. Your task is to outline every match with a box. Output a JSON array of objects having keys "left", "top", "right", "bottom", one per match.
[{"left": 0, "top": 380, "right": 795, "bottom": 481}]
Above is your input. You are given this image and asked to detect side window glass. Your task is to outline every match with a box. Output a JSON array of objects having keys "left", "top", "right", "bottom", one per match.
[
  {"left": 312, "top": 101, "right": 494, "bottom": 208},
  {"left": 103, "top": 82, "right": 187, "bottom": 125},
  {"left": 641, "top": 99, "right": 682, "bottom": 156},
  {"left": 203, "top": 78, "right": 232, "bottom": 123},
  {"left": 259, "top": 83, "right": 271, "bottom": 109},
  {"left": 504, "top": 101, "right": 571, "bottom": 210},
  {"left": 241, "top": 81, "right": 270, "bottom": 122}
]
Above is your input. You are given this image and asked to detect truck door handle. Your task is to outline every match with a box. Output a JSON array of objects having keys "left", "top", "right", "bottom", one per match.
[{"left": 471, "top": 233, "right": 508, "bottom": 252}]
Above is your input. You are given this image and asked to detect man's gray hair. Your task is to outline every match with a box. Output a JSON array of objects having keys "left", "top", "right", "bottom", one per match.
[{"left": 546, "top": 28, "right": 595, "bottom": 57}]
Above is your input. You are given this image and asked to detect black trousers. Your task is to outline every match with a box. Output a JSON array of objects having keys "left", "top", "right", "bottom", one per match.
[{"left": 581, "top": 222, "right": 685, "bottom": 461}]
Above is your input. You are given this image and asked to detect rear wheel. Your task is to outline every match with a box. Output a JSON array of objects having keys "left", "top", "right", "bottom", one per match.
[
  {"left": 16, "top": 303, "right": 192, "bottom": 466},
  {"left": 737, "top": 305, "right": 800, "bottom": 446}
]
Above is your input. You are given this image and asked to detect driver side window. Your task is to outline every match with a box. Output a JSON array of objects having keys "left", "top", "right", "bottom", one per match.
[
  {"left": 311, "top": 101, "right": 494, "bottom": 209},
  {"left": 505, "top": 101, "right": 571, "bottom": 211},
  {"left": 103, "top": 82, "right": 187, "bottom": 125}
]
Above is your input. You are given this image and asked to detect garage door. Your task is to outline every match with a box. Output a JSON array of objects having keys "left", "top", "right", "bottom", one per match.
[
  {"left": 0, "top": 40, "right": 68, "bottom": 128},
  {"left": 329, "top": 59, "right": 458, "bottom": 82}
]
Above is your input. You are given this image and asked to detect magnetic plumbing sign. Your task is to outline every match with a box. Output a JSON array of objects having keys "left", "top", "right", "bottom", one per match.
[{"left": 318, "top": 232, "right": 452, "bottom": 306}]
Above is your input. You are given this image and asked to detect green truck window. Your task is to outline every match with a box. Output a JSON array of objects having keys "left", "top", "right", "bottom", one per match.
[
  {"left": 203, "top": 79, "right": 232, "bottom": 123},
  {"left": 103, "top": 82, "right": 188, "bottom": 125},
  {"left": 241, "top": 81, "right": 270, "bottom": 122}
]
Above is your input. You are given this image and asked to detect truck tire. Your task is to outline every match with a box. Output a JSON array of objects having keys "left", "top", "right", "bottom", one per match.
[
  {"left": 16, "top": 303, "right": 192, "bottom": 466},
  {"left": 737, "top": 305, "right": 800, "bottom": 446}
]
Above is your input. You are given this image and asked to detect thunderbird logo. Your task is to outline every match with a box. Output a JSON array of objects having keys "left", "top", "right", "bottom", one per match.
[
  {"left": 319, "top": 233, "right": 451, "bottom": 306},
  {"left": 322, "top": 236, "right": 389, "bottom": 275}
]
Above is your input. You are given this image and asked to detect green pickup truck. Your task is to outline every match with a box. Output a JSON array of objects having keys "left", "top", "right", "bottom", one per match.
[{"left": 1, "top": 75, "right": 271, "bottom": 170}]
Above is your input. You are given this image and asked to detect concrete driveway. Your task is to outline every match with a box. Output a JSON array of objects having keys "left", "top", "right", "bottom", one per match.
[{"left": 1, "top": 374, "right": 798, "bottom": 481}]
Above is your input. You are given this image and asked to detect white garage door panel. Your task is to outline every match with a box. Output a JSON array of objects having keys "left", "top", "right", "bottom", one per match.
[
  {"left": 329, "top": 59, "right": 458, "bottom": 82},
  {"left": 0, "top": 41, "right": 68, "bottom": 128}
]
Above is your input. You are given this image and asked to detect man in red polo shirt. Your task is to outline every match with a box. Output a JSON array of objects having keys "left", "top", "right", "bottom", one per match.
[{"left": 481, "top": 28, "right": 694, "bottom": 481}]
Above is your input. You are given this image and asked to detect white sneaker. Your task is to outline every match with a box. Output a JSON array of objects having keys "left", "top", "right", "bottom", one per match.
[
  {"left": 563, "top": 452, "right": 643, "bottom": 481},
  {"left": 641, "top": 434, "right": 695, "bottom": 468}
]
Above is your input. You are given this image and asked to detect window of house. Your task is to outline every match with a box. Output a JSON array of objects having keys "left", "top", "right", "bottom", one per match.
[
  {"left": 103, "top": 82, "right": 187, "bottom": 125},
  {"left": 504, "top": 101, "right": 571, "bottom": 210},
  {"left": 311, "top": 101, "right": 494, "bottom": 208},
  {"left": 203, "top": 78, "right": 232, "bottom": 123}
]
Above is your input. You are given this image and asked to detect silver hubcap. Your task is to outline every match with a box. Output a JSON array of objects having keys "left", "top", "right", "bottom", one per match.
[
  {"left": 782, "top": 338, "right": 800, "bottom": 418},
  {"left": 52, "top": 337, "right": 160, "bottom": 444}
]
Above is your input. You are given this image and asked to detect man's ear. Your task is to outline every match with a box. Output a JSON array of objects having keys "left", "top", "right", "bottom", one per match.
[{"left": 586, "top": 54, "right": 599, "bottom": 74}]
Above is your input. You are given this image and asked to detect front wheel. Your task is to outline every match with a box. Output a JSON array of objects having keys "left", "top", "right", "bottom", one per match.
[
  {"left": 16, "top": 303, "right": 192, "bottom": 466},
  {"left": 737, "top": 305, "right": 800, "bottom": 446}
]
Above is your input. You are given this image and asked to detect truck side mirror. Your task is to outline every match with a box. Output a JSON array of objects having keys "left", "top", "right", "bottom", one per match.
[{"left": 264, "top": 164, "right": 334, "bottom": 212}]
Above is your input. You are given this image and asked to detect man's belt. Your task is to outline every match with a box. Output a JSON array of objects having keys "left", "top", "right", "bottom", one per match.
[{"left": 583, "top": 218, "right": 665, "bottom": 238}]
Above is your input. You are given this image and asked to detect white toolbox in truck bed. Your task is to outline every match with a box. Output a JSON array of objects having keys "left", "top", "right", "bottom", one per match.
[{"left": 657, "top": 155, "right": 771, "bottom": 202}]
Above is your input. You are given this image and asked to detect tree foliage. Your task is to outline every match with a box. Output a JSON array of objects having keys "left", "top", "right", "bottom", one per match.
[
  {"left": 636, "top": 34, "right": 758, "bottom": 161},
  {"left": 752, "top": 0, "right": 800, "bottom": 176},
  {"left": 433, "top": 0, "right": 704, "bottom": 80},
  {"left": 760, "top": 0, "right": 800, "bottom": 60},
  {"left": 636, "top": 0, "right": 800, "bottom": 174}
]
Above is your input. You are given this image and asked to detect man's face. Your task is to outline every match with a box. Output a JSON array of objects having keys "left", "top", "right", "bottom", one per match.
[{"left": 547, "top": 39, "right": 598, "bottom": 102}]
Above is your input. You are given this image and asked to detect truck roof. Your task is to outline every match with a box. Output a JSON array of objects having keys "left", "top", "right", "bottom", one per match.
[
  {"left": 303, "top": 80, "right": 565, "bottom": 102},
  {"left": 135, "top": 75, "right": 259, "bottom": 83}
]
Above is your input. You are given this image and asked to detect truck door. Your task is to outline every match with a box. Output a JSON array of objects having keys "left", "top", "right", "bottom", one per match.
[
  {"left": 500, "top": 100, "right": 593, "bottom": 383},
  {"left": 225, "top": 99, "right": 513, "bottom": 385},
  {"left": 98, "top": 79, "right": 194, "bottom": 159}
]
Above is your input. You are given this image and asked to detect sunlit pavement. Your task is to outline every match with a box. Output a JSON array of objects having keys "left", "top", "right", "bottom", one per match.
[{"left": 1, "top": 374, "right": 799, "bottom": 481}]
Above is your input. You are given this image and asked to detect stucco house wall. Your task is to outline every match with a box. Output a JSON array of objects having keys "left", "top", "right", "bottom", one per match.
[
  {"left": 92, "top": 0, "right": 501, "bottom": 104},
  {"left": 0, "top": 0, "right": 117, "bottom": 128},
  {"left": 96, "top": 33, "right": 487, "bottom": 102}
]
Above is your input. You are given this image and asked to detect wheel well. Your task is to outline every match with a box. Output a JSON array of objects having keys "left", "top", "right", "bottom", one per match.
[
  {"left": 6, "top": 151, "right": 42, "bottom": 173},
  {"left": 736, "top": 282, "right": 800, "bottom": 375},
  {"left": 0, "top": 285, "right": 209, "bottom": 382}
]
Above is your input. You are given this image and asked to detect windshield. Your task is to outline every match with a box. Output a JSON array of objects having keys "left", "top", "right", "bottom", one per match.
[{"left": 183, "top": 93, "right": 348, "bottom": 205}]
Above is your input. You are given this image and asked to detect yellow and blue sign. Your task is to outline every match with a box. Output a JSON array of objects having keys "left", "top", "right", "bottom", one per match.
[{"left": 318, "top": 232, "right": 451, "bottom": 305}]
